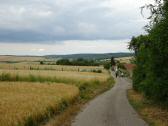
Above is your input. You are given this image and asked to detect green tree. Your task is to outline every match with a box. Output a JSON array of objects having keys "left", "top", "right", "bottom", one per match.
[
  {"left": 129, "top": 0, "right": 168, "bottom": 103},
  {"left": 103, "top": 62, "right": 111, "bottom": 70},
  {"left": 111, "top": 57, "right": 116, "bottom": 66}
]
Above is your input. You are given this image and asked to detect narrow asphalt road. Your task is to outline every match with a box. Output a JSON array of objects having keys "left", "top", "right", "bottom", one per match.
[{"left": 72, "top": 73, "right": 148, "bottom": 126}]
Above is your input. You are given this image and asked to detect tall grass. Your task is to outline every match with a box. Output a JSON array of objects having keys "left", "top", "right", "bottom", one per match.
[
  {"left": 0, "top": 63, "right": 104, "bottom": 72},
  {"left": 0, "top": 67, "right": 114, "bottom": 126},
  {"left": 0, "top": 70, "right": 109, "bottom": 85},
  {"left": 0, "top": 82, "right": 79, "bottom": 126}
]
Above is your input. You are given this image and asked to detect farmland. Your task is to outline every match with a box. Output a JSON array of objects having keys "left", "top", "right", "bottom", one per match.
[
  {"left": 0, "top": 63, "right": 104, "bottom": 72},
  {"left": 0, "top": 55, "right": 45, "bottom": 62},
  {"left": 0, "top": 82, "right": 79, "bottom": 126},
  {"left": 0, "top": 58, "right": 114, "bottom": 126}
]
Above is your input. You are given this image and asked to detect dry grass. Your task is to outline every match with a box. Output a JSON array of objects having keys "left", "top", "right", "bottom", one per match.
[
  {"left": 0, "top": 82, "right": 79, "bottom": 126},
  {"left": 0, "top": 63, "right": 104, "bottom": 72},
  {"left": 115, "top": 56, "right": 133, "bottom": 64},
  {"left": 43, "top": 103, "right": 81, "bottom": 126},
  {"left": 0, "top": 56, "right": 44, "bottom": 62},
  {"left": 0, "top": 62, "right": 113, "bottom": 126},
  {"left": 128, "top": 89, "right": 168, "bottom": 126}
]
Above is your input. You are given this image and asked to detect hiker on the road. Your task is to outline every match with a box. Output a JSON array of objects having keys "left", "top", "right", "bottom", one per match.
[
  {"left": 115, "top": 66, "right": 119, "bottom": 78},
  {"left": 121, "top": 72, "right": 124, "bottom": 77},
  {"left": 115, "top": 71, "right": 118, "bottom": 78}
]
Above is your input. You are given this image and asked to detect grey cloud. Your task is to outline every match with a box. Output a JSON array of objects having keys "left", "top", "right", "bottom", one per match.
[{"left": 0, "top": 0, "right": 148, "bottom": 43}]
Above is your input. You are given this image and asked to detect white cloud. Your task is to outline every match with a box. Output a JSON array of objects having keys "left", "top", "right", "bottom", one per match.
[
  {"left": 0, "top": 40, "right": 130, "bottom": 55},
  {"left": 31, "top": 48, "right": 45, "bottom": 52}
]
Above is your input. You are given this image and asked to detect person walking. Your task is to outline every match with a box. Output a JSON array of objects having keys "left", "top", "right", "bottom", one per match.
[
  {"left": 115, "top": 66, "right": 118, "bottom": 78},
  {"left": 115, "top": 71, "right": 118, "bottom": 78}
]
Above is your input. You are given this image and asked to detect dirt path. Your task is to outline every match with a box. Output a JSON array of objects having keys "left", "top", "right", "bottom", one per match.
[{"left": 71, "top": 73, "right": 148, "bottom": 126}]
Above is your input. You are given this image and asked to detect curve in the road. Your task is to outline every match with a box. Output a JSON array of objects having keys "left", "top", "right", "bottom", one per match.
[{"left": 72, "top": 73, "right": 148, "bottom": 126}]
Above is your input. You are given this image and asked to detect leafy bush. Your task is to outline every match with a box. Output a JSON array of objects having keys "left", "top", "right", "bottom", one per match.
[
  {"left": 92, "top": 69, "right": 102, "bottom": 73},
  {"left": 103, "top": 62, "right": 111, "bottom": 70},
  {"left": 129, "top": 0, "right": 168, "bottom": 103},
  {"left": 40, "top": 61, "right": 44, "bottom": 65}
]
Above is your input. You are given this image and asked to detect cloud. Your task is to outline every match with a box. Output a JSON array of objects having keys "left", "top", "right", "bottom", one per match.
[
  {"left": 0, "top": 39, "right": 130, "bottom": 55},
  {"left": 0, "top": 0, "right": 152, "bottom": 43},
  {"left": 31, "top": 48, "right": 45, "bottom": 52}
]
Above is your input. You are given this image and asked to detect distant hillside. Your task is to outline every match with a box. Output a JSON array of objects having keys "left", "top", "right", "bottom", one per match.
[
  {"left": 45, "top": 53, "right": 134, "bottom": 60},
  {"left": 0, "top": 55, "right": 44, "bottom": 62}
]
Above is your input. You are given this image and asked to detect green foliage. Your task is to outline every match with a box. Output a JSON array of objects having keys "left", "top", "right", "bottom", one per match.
[
  {"left": 103, "top": 62, "right": 111, "bottom": 70},
  {"left": 129, "top": 0, "right": 168, "bottom": 103},
  {"left": 111, "top": 57, "right": 116, "bottom": 66},
  {"left": 79, "top": 77, "right": 114, "bottom": 101},
  {"left": 56, "top": 59, "right": 71, "bottom": 65},
  {"left": 0, "top": 73, "right": 11, "bottom": 81},
  {"left": 46, "top": 53, "right": 133, "bottom": 60},
  {"left": 56, "top": 58, "right": 99, "bottom": 66},
  {"left": 92, "top": 69, "right": 102, "bottom": 73},
  {"left": 40, "top": 61, "right": 44, "bottom": 65}
]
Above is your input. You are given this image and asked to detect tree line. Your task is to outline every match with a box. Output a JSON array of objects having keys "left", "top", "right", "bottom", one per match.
[
  {"left": 56, "top": 58, "right": 99, "bottom": 66},
  {"left": 129, "top": 0, "right": 168, "bottom": 103}
]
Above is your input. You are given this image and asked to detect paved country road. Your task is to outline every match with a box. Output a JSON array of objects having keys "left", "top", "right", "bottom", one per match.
[{"left": 72, "top": 73, "right": 148, "bottom": 126}]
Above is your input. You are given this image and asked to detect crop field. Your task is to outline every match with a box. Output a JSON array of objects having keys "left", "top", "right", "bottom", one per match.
[
  {"left": 0, "top": 82, "right": 79, "bottom": 126},
  {"left": 0, "top": 63, "right": 104, "bottom": 72},
  {"left": 0, "top": 56, "right": 45, "bottom": 62},
  {"left": 115, "top": 56, "right": 133, "bottom": 64},
  {"left": 0, "top": 61, "right": 113, "bottom": 126},
  {"left": 0, "top": 69, "right": 109, "bottom": 84}
]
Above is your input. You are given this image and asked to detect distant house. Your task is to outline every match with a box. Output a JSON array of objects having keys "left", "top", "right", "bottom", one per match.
[{"left": 124, "top": 64, "right": 136, "bottom": 77}]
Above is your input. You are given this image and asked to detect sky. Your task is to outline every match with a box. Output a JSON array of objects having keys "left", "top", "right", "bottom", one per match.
[{"left": 0, "top": 0, "right": 153, "bottom": 55}]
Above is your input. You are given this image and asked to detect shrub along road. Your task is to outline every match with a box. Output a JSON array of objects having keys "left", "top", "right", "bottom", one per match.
[{"left": 72, "top": 73, "right": 148, "bottom": 126}]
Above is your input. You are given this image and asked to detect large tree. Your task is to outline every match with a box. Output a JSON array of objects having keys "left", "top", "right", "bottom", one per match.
[{"left": 129, "top": 0, "right": 168, "bottom": 102}]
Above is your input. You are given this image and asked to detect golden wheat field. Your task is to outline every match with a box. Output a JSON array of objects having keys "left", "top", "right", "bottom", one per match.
[
  {"left": 0, "top": 82, "right": 79, "bottom": 126},
  {"left": 0, "top": 56, "right": 45, "bottom": 62},
  {"left": 0, "top": 61, "right": 112, "bottom": 126},
  {"left": 0, "top": 63, "right": 104, "bottom": 72}
]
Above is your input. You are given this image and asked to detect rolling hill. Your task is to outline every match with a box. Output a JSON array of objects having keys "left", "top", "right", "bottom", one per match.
[{"left": 45, "top": 53, "right": 134, "bottom": 60}]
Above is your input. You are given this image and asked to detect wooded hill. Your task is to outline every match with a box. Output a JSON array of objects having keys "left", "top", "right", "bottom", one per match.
[{"left": 45, "top": 53, "right": 133, "bottom": 60}]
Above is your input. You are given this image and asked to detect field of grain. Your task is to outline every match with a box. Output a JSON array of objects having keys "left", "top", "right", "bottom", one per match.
[
  {"left": 0, "top": 63, "right": 104, "bottom": 72},
  {"left": 0, "top": 69, "right": 109, "bottom": 84},
  {"left": 0, "top": 62, "right": 113, "bottom": 126},
  {"left": 0, "top": 82, "right": 79, "bottom": 126},
  {"left": 115, "top": 56, "right": 133, "bottom": 64},
  {"left": 0, "top": 56, "right": 45, "bottom": 62}
]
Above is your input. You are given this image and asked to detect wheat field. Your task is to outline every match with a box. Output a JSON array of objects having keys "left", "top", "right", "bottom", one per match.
[
  {"left": 0, "top": 62, "right": 112, "bottom": 126},
  {"left": 0, "top": 63, "right": 104, "bottom": 72},
  {"left": 0, "top": 69, "right": 109, "bottom": 83},
  {"left": 0, "top": 56, "right": 44, "bottom": 62},
  {"left": 0, "top": 82, "right": 79, "bottom": 126}
]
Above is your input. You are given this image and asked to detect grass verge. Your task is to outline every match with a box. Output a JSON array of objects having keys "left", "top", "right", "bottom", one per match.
[{"left": 128, "top": 89, "right": 168, "bottom": 126}]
